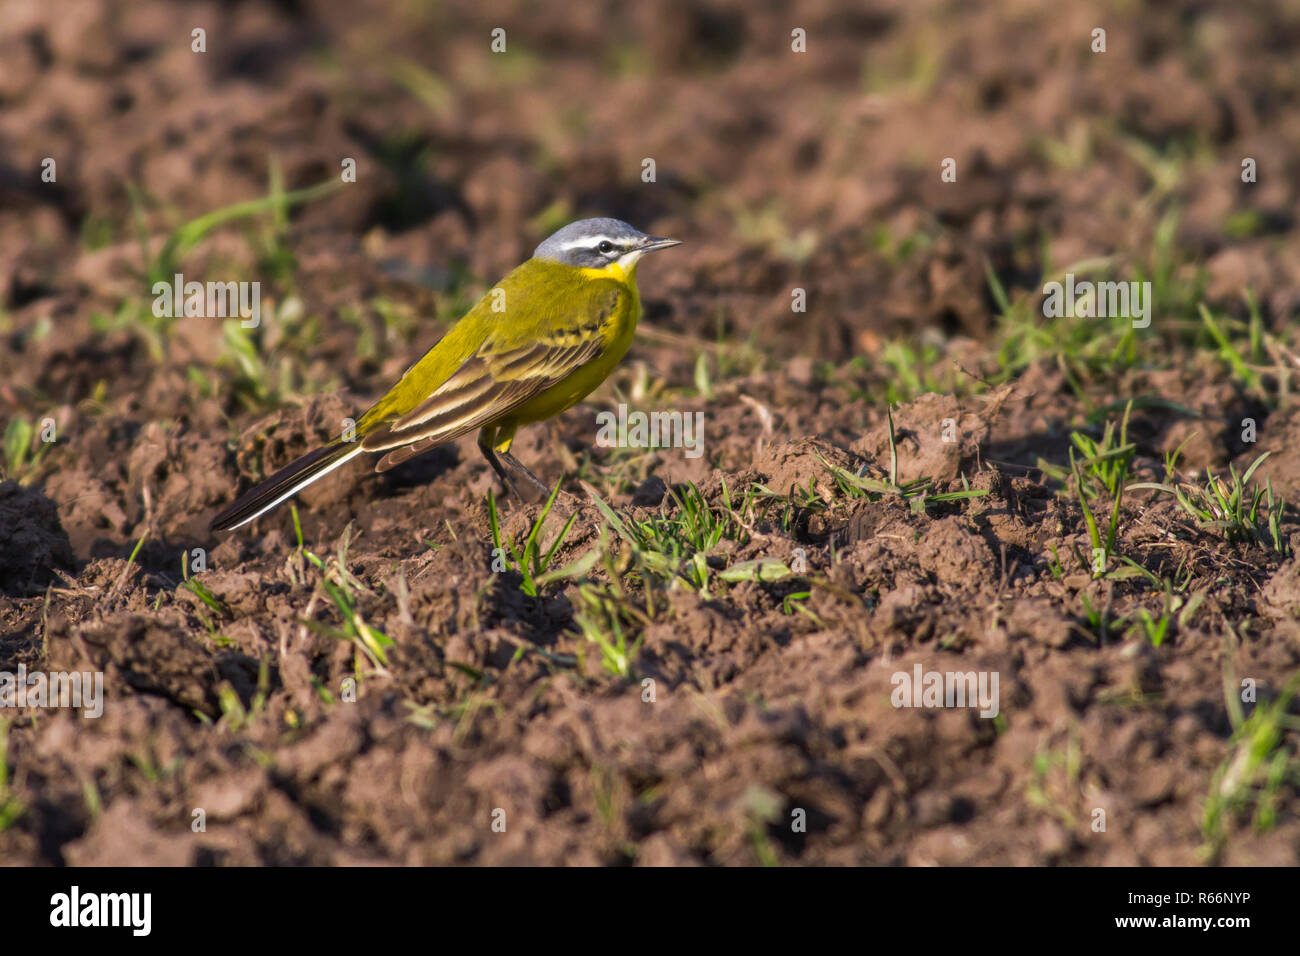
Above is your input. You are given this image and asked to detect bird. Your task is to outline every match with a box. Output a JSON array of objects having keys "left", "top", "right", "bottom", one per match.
[{"left": 210, "top": 218, "right": 682, "bottom": 532}]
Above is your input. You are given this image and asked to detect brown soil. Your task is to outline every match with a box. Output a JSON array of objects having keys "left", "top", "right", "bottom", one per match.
[{"left": 2, "top": 0, "right": 1299, "bottom": 866}]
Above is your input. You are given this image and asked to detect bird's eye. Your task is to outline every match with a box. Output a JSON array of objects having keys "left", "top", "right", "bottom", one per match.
[{"left": 598, "top": 241, "right": 615, "bottom": 254}]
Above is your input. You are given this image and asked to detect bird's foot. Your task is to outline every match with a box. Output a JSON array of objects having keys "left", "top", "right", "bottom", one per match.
[{"left": 500, "top": 452, "right": 565, "bottom": 505}]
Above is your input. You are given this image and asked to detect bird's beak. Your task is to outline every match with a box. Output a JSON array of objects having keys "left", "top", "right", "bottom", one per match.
[{"left": 639, "top": 236, "right": 682, "bottom": 252}]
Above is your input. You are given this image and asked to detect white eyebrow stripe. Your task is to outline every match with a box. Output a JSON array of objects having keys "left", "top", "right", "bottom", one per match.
[{"left": 558, "top": 234, "right": 620, "bottom": 251}]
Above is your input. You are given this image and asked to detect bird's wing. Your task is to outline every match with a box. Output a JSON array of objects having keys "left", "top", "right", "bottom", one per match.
[{"left": 359, "top": 282, "right": 624, "bottom": 456}]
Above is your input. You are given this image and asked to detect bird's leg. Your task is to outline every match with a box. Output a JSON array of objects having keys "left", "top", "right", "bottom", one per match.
[
  {"left": 477, "top": 437, "right": 525, "bottom": 501},
  {"left": 500, "top": 450, "right": 553, "bottom": 502},
  {"left": 476, "top": 428, "right": 544, "bottom": 503}
]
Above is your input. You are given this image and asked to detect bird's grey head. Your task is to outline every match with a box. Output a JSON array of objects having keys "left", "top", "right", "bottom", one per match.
[{"left": 533, "top": 218, "right": 681, "bottom": 270}]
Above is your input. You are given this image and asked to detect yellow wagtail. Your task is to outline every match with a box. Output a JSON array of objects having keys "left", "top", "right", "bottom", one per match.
[{"left": 210, "top": 218, "right": 681, "bottom": 532}]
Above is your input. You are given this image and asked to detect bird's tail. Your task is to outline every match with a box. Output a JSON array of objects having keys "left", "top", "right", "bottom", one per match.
[{"left": 210, "top": 441, "right": 363, "bottom": 532}]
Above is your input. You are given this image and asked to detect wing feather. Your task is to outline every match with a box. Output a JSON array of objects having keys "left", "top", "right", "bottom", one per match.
[{"left": 360, "top": 325, "right": 610, "bottom": 456}]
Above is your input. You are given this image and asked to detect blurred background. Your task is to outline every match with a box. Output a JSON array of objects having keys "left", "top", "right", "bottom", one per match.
[{"left": 5, "top": 0, "right": 1299, "bottom": 367}]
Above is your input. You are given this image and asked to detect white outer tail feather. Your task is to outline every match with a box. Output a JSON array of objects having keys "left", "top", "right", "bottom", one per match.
[{"left": 223, "top": 444, "right": 364, "bottom": 530}]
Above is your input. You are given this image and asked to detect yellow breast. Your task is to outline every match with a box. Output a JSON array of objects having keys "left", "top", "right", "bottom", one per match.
[{"left": 502, "top": 261, "right": 641, "bottom": 427}]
